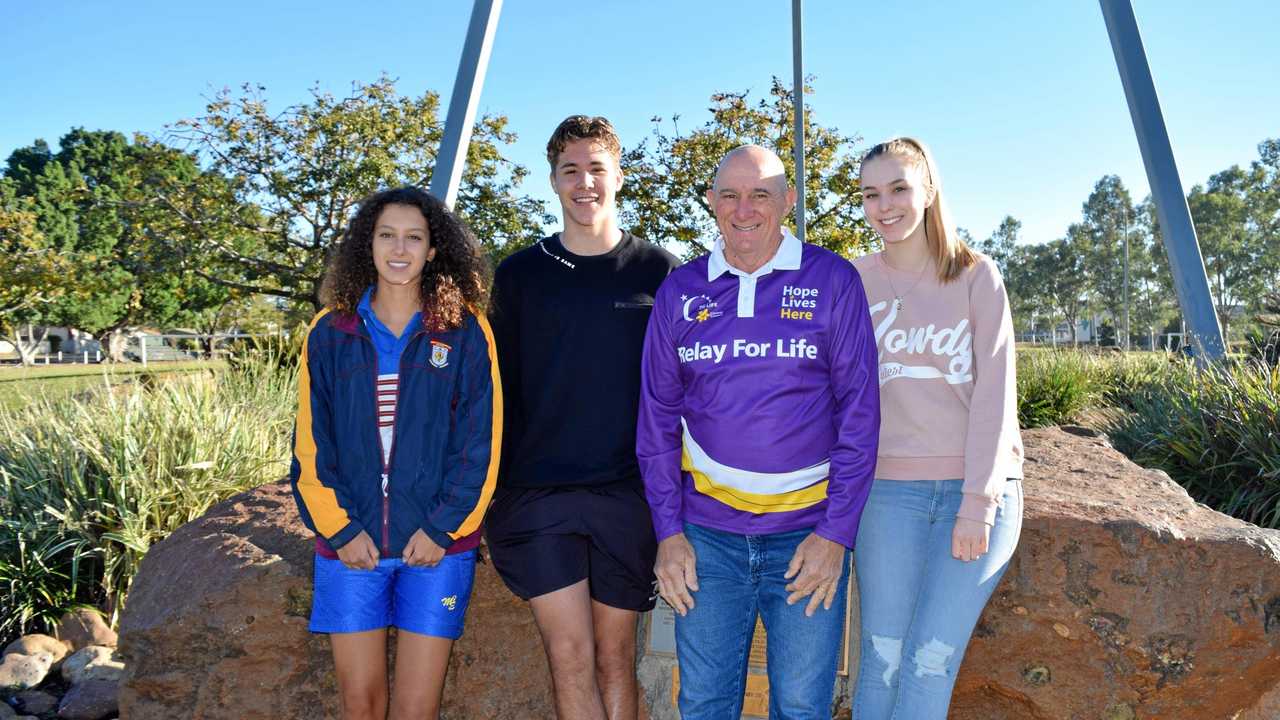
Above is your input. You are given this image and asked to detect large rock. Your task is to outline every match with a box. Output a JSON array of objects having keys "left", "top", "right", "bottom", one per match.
[
  {"left": 118, "top": 480, "right": 559, "bottom": 719},
  {"left": 951, "top": 427, "right": 1280, "bottom": 719},
  {"left": 0, "top": 652, "right": 53, "bottom": 690},
  {"left": 11, "top": 689, "right": 57, "bottom": 716},
  {"left": 119, "top": 429, "right": 1280, "bottom": 718},
  {"left": 56, "top": 678, "right": 118, "bottom": 720},
  {"left": 2, "top": 635, "right": 67, "bottom": 664},
  {"left": 54, "top": 609, "right": 116, "bottom": 652},
  {"left": 60, "top": 646, "right": 123, "bottom": 685}
]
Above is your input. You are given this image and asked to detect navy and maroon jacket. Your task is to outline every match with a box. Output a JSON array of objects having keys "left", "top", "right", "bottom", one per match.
[{"left": 289, "top": 306, "right": 501, "bottom": 557}]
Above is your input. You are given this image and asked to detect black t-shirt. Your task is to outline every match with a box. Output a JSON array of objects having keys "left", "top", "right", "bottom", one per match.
[{"left": 488, "top": 232, "right": 679, "bottom": 489}]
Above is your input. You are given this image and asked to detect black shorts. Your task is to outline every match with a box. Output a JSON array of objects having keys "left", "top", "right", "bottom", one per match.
[{"left": 484, "top": 481, "right": 658, "bottom": 612}]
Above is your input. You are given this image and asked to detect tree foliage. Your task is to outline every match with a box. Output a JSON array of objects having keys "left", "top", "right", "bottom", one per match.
[
  {"left": 619, "top": 78, "right": 874, "bottom": 259},
  {"left": 0, "top": 181, "right": 74, "bottom": 363},
  {"left": 155, "top": 77, "right": 551, "bottom": 310},
  {"left": 2, "top": 130, "right": 233, "bottom": 360}
]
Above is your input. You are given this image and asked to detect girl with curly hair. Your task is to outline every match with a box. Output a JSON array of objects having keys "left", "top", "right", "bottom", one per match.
[{"left": 290, "top": 186, "right": 501, "bottom": 719}]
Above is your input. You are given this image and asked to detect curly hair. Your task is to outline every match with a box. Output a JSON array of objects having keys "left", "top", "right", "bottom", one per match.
[{"left": 320, "top": 186, "right": 490, "bottom": 332}]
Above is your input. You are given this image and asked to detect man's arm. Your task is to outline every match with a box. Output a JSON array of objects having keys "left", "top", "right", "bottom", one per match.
[
  {"left": 814, "top": 264, "right": 880, "bottom": 548},
  {"left": 637, "top": 279, "right": 700, "bottom": 615},
  {"left": 637, "top": 279, "right": 686, "bottom": 542},
  {"left": 784, "top": 264, "right": 880, "bottom": 615}
]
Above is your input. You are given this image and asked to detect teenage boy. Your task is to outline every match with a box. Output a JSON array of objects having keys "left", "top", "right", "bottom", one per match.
[{"left": 485, "top": 115, "right": 678, "bottom": 720}]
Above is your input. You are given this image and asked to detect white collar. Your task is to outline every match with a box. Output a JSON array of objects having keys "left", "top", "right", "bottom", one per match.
[{"left": 707, "top": 227, "right": 802, "bottom": 282}]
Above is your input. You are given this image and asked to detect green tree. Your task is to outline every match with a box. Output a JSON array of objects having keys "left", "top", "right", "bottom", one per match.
[
  {"left": 976, "top": 216, "right": 1021, "bottom": 278},
  {"left": 154, "top": 77, "right": 552, "bottom": 310},
  {"left": 1187, "top": 166, "right": 1263, "bottom": 341},
  {"left": 619, "top": 78, "right": 874, "bottom": 259},
  {"left": 1040, "top": 231, "right": 1091, "bottom": 347},
  {"left": 0, "top": 180, "right": 74, "bottom": 364},
  {"left": 975, "top": 217, "right": 1043, "bottom": 336},
  {"left": 1077, "top": 175, "right": 1136, "bottom": 345},
  {"left": 4, "top": 130, "right": 235, "bottom": 360}
]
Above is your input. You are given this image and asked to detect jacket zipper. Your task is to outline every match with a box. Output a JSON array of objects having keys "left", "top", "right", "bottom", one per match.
[{"left": 362, "top": 326, "right": 427, "bottom": 558}]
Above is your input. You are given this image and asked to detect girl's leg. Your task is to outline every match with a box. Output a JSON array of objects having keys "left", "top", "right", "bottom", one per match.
[
  {"left": 890, "top": 479, "right": 1023, "bottom": 720},
  {"left": 331, "top": 629, "right": 390, "bottom": 720},
  {"left": 312, "top": 555, "right": 397, "bottom": 720},
  {"left": 852, "top": 480, "right": 937, "bottom": 720},
  {"left": 388, "top": 551, "right": 477, "bottom": 720},
  {"left": 389, "top": 630, "right": 454, "bottom": 720}
]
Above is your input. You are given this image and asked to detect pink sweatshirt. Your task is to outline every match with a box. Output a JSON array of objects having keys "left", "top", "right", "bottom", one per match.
[{"left": 852, "top": 251, "right": 1024, "bottom": 525}]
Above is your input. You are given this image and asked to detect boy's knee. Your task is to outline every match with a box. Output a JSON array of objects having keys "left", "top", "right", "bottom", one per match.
[
  {"left": 593, "top": 642, "right": 634, "bottom": 680},
  {"left": 341, "top": 692, "right": 384, "bottom": 720},
  {"left": 544, "top": 634, "right": 596, "bottom": 676}
]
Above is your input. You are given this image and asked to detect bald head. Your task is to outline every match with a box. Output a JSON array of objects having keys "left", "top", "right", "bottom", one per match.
[
  {"left": 712, "top": 145, "right": 790, "bottom": 195},
  {"left": 706, "top": 145, "right": 797, "bottom": 274}
]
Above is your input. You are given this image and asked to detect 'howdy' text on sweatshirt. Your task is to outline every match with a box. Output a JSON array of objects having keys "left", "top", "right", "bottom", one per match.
[{"left": 851, "top": 251, "right": 1024, "bottom": 526}]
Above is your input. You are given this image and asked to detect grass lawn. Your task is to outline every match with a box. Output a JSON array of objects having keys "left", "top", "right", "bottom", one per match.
[{"left": 0, "top": 360, "right": 227, "bottom": 411}]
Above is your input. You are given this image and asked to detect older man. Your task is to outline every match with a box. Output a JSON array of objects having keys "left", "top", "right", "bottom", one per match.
[{"left": 637, "top": 145, "right": 880, "bottom": 718}]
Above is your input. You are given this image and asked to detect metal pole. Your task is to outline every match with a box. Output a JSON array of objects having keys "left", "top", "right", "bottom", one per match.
[
  {"left": 1123, "top": 207, "right": 1130, "bottom": 351},
  {"left": 1099, "top": 0, "right": 1225, "bottom": 364},
  {"left": 791, "top": 0, "right": 805, "bottom": 243},
  {"left": 428, "top": 0, "right": 503, "bottom": 209}
]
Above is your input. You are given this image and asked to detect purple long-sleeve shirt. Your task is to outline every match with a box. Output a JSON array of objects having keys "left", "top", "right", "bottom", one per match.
[{"left": 636, "top": 231, "right": 880, "bottom": 548}]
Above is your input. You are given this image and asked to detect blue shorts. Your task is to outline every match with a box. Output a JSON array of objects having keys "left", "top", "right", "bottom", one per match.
[{"left": 309, "top": 550, "right": 476, "bottom": 639}]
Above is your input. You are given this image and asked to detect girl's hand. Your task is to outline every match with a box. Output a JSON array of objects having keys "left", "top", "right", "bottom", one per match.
[
  {"left": 403, "top": 529, "right": 445, "bottom": 567},
  {"left": 951, "top": 518, "right": 990, "bottom": 562},
  {"left": 337, "top": 530, "right": 380, "bottom": 570}
]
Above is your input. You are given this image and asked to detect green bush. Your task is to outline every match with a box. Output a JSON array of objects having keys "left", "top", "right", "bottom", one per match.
[
  {"left": 1015, "top": 350, "right": 1103, "bottom": 428},
  {"left": 0, "top": 359, "right": 297, "bottom": 645},
  {"left": 1105, "top": 359, "right": 1280, "bottom": 528}
]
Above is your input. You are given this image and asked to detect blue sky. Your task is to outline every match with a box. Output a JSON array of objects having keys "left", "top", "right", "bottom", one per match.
[{"left": 2, "top": 1, "right": 1276, "bottom": 247}]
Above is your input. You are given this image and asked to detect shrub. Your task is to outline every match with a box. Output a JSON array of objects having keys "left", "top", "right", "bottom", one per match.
[
  {"left": 1105, "top": 359, "right": 1280, "bottom": 527},
  {"left": 1015, "top": 350, "right": 1102, "bottom": 428},
  {"left": 0, "top": 358, "right": 297, "bottom": 645}
]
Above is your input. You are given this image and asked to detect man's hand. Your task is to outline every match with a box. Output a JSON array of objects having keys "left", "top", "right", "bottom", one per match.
[
  {"left": 654, "top": 533, "right": 699, "bottom": 616},
  {"left": 403, "top": 529, "right": 446, "bottom": 567},
  {"left": 336, "top": 530, "right": 379, "bottom": 570},
  {"left": 784, "top": 533, "right": 845, "bottom": 617},
  {"left": 952, "top": 518, "right": 990, "bottom": 563}
]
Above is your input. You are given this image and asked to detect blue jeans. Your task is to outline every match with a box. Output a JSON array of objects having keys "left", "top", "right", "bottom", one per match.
[
  {"left": 674, "top": 522, "right": 850, "bottom": 720},
  {"left": 852, "top": 479, "right": 1023, "bottom": 720}
]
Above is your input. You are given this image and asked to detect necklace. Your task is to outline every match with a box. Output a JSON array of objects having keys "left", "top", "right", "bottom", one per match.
[{"left": 879, "top": 252, "right": 929, "bottom": 311}]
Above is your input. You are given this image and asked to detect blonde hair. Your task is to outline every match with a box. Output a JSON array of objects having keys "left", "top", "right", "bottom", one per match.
[{"left": 862, "top": 136, "right": 977, "bottom": 283}]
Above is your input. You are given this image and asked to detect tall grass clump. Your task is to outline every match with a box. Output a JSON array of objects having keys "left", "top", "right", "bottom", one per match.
[
  {"left": 0, "top": 357, "right": 297, "bottom": 644},
  {"left": 1016, "top": 349, "right": 1103, "bottom": 428},
  {"left": 1105, "top": 359, "right": 1280, "bottom": 528}
]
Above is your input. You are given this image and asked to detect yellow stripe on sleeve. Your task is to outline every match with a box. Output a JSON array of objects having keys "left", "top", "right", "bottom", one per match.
[
  {"left": 293, "top": 308, "right": 352, "bottom": 538},
  {"left": 447, "top": 313, "right": 503, "bottom": 539}
]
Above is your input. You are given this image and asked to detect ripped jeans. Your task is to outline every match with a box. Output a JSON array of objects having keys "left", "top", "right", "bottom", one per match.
[{"left": 852, "top": 478, "right": 1022, "bottom": 720}]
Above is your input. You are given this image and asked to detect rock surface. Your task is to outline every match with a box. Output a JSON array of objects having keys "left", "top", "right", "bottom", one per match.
[
  {"left": 55, "top": 678, "right": 118, "bottom": 720},
  {"left": 11, "top": 689, "right": 57, "bottom": 715},
  {"left": 0, "top": 653, "right": 53, "bottom": 691},
  {"left": 951, "top": 426, "right": 1280, "bottom": 719},
  {"left": 54, "top": 610, "right": 116, "bottom": 652},
  {"left": 116, "top": 428, "right": 1280, "bottom": 719},
  {"left": 118, "top": 480, "right": 562, "bottom": 719},
  {"left": 2, "top": 636, "right": 67, "bottom": 664},
  {"left": 60, "top": 646, "right": 123, "bottom": 686}
]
